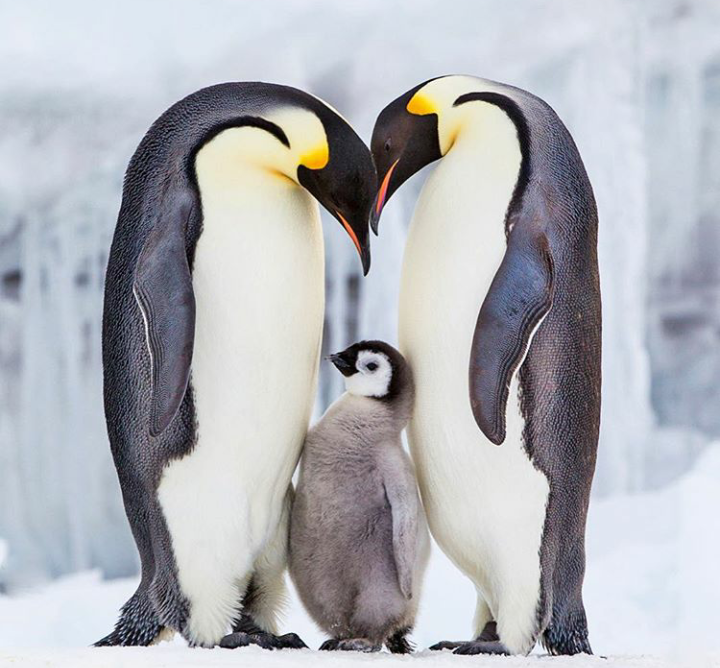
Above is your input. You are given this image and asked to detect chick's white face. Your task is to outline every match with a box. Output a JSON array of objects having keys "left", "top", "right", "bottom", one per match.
[{"left": 345, "top": 350, "right": 392, "bottom": 398}]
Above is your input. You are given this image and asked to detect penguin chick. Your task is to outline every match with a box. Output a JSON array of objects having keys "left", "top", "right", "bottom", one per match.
[{"left": 289, "top": 341, "right": 430, "bottom": 653}]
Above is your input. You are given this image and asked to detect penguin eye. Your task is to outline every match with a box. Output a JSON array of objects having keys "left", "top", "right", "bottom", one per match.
[
  {"left": 384, "top": 139, "right": 392, "bottom": 153},
  {"left": 366, "top": 362, "right": 378, "bottom": 372}
]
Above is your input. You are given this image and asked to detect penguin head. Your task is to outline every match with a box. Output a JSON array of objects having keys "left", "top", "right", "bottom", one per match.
[
  {"left": 328, "top": 340, "right": 411, "bottom": 401},
  {"left": 269, "top": 102, "right": 376, "bottom": 275},
  {"left": 370, "top": 75, "right": 482, "bottom": 233}
]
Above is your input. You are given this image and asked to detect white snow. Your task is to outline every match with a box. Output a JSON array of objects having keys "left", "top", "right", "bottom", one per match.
[
  {"left": 1, "top": 445, "right": 718, "bottom": 666},
  {"left": 0, "top": 646, "right": 707, "bottom": 668}
]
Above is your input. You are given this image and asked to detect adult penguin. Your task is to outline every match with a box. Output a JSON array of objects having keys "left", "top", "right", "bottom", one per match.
[
  {"left": 370, "top": 75, "right": 601, "bottom": 656},
  {"left": 97, "top": 82, "right": 376, "bottom": 650}
]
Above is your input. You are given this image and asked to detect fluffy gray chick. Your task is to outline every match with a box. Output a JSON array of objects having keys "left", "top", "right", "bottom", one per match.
[{"left": 289, "top": 340, "right": 430, "bottom": 653}]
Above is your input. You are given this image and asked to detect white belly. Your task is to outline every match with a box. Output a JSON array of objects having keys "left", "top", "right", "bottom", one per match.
[
  {"left": 399, "top": 115, "right": 549, "bottom": 647},
  {"left": 157, "top": 166, "right": 324, "bottom": 644}
]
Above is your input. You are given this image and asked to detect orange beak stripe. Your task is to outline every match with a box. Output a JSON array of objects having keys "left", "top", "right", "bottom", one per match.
[
  {"left": 376, "top": 159, "right": 399, "bottom": 215},
  {"left": 337, "top": 211, "right": 362, "bottom": 257}
]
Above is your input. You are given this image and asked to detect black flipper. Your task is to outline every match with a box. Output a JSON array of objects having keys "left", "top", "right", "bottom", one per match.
[
  {"left": 469, "top": 219, "right": 554, "bottom": 445},
  {"left": 133, "top": 189, "right": 196, "bottom": 437}
]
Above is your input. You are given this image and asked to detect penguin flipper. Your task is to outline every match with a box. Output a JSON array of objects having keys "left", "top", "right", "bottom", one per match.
[
  {"left": 469, "top": 216, "right": 554, "bottom": 445},
  {"left": 133, "top": 189, "right": 196, "bottom": 437},
  {"left": 383, "top": 471, "right": 419, "bottom": 600}
]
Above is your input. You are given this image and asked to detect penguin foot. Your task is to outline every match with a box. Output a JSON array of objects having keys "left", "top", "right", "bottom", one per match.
[
  {"left": 319, "top": 638, "right": 381, "bottom": 652},
  {"left": 429, "top": 640, "right": 465, "bottom": 651},
  {"left": 478, "top": 621, "right": 500, "bottom": 642},
  {"left": 453, "top": 640, "right": 510, "bottom": 655},
  {"left": 430, "top": 622, "right": 500, "bottom": 652},
  {"left": 385, "top": 628, "right": 414, "bottom": 654},
  {"left": 269, "top": 633, "right": 308, "bottom": 650},
  {"left": 219, "top": 631, "right": 307, "bottom": 651}
]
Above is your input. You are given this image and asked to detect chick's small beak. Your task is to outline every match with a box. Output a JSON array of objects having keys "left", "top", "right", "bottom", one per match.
[
  {"left": 370, "top": 159, "right": 399, "bottom": 235},
  {"left": 327, "top": 352, "right": 354, "bottom": 374},
  {"left": 337, "top": 211, "right": 371, "bottom": 276}
]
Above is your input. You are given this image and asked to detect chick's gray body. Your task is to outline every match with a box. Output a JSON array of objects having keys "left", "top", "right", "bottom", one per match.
[{"left": 290, "top": 347, "right": 428, "bottom": 650}]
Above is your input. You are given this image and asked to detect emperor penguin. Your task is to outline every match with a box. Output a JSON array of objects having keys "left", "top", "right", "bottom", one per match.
[
  {"left": 289, "top": 341, "right": 429, "bottom": 653},
  {"left": 97, "top": 82, "right": 377, "bottom": 650},
  {"left": 369, "top": 76, "right": 601, "bottom": 656}
]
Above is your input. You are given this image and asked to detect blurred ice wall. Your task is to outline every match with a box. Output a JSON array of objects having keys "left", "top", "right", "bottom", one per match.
[{"left": 0, "top": 0, "right": 718, "bottom": 586}]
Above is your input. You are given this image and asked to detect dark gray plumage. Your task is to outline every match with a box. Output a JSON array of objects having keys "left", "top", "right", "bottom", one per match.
[{"left": 289, "top": 341, "right": 429, "bottom": 653}]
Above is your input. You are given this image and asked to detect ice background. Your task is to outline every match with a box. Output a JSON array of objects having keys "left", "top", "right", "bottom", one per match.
[{"left": 0, "top": 0, "right": 719, "bottom": 664}]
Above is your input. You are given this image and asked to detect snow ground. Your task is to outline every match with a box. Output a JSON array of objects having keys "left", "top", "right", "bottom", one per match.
[
  {"left": 1, "top": 647, "right": 715, "bottom": 668},
  {"left": 1, "top": 445, "right": 719, "bottom": 667}
]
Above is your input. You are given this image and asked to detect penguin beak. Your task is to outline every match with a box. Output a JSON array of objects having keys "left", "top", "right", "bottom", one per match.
[
  {"left": 336, "top": 211, "right": 371, "bottom": 276},
  {"left": 370, "top": 159, "right": 399, "bottom": 235},
  {"left": 328, "top": 352, "right": 355, "bottom": 376}
]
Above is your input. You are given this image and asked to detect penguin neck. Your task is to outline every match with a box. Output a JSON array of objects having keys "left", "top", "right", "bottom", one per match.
[
  {"left": 194, "top": 125, "right": 302, "bottom": 189},
  {"left": 439, "top": 100, "right": 522, "bottom": 168},
  {"left": 324, "top": 392, "right": 408, "bottom": 443}
]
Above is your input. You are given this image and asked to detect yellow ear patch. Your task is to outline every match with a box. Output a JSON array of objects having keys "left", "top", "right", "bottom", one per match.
[
  {"left": 300, "top": 142, "right": 329, "bottom": 170},
  {"left": 407, "top": 91, "right": 437, "bottom": 116}
]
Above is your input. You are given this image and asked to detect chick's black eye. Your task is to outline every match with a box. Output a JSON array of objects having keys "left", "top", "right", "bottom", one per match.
[
  {"left": 366, "top": 362, "right": 378, "bottom": 372},
  {"left": 384, "top": 139, "right": 392, "bottom": 152}
]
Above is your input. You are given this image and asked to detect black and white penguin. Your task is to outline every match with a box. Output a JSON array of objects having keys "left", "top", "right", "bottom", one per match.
[
  {"left": 97, "top": 82, "right": 376, "bottom": 650},
  {"left": 370, "top": 76, "right": 601, "bottom": 656}
]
